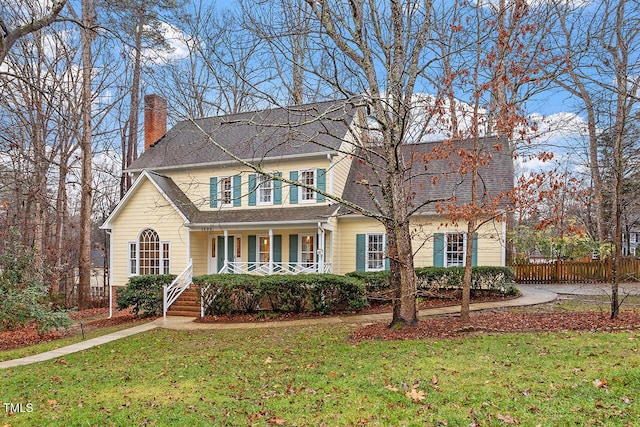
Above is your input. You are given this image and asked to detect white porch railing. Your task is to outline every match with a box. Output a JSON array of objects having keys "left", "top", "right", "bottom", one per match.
[
  {"left": 219, "top": 261, "right": 332, "bottom": 275},
  {"left": 163, "top": 259, "right": 193, "bottom": 318}
]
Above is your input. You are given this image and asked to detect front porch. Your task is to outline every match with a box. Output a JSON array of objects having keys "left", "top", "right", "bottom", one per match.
[{"left": 190, "top": 223, "right": 335, "bottom": 277}]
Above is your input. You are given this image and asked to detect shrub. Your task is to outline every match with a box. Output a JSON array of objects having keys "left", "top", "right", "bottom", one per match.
[
  {"left": 195, "top": 273, "right": 367, "bottom": 315},
  {"left": 0, "top": 230, "right": 72, "bottom": 333},
  {"left": 116, "top": 274, "right": 176, "bottom": 317},
  {"left": 348, "top": 266, "right": 515, "bottom": 301},
  {"left": 193, "top": 274, "right": 261, "bottom": 316}
]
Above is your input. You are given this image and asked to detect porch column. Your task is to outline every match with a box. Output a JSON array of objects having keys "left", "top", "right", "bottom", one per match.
[
  {"left": 268, "top": 228, "right": 274, "bottom": 275},
  {"left": 317, "top": 222, "right": 325, "bottom": 273},
  {"left": 224, "top": 229, "right": 229, "bottom": 273}
]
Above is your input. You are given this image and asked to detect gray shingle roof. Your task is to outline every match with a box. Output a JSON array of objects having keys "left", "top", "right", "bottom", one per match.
[
  {"left": 340, "top": 137, "right": 514, "bottom": 216},
  {"left": 128, "top": 99, "right": 357, "bottom": 172}
]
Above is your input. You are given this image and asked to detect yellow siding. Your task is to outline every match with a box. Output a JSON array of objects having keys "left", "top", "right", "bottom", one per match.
[
  {"left": 334, "top": 215, "right": 505, "bottom": 275},
  {"left": 111, "top": 179, "right": 189, "bottom": 287},
  {"left": 164, "top": 157, "right": 336, "bottom": 211}
]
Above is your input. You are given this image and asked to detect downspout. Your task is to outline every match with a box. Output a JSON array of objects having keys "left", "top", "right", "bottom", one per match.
[
  {"left": 106, "top": 229, "right": 113, "bottom": 319},
  {"left": 327, "top": 153, "right": 334, "bottom": 201},
  {"left": 501, "top": 214, "right": 507, "bottom": 267}
]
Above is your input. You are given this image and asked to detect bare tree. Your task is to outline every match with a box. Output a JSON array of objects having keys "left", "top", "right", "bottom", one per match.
[
  {"left": 551, "top": 0, "right": 640, "bottom": 318},
  {"left": 0, "top": 0, "right": 66, "bottom": 64}
]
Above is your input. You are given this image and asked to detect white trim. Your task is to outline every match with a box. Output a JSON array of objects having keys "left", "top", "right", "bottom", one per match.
[
  {"left": 256, "top": 173, "right": 274, "bottom": 206},
  {"left": 444, "top": 232, "right": 466, "bottom": 267},
  {"left": 100, "top": 170, "right": 190, "bottom": 229},
  {"left": 107, "top": 230, "right": 113, "bottom": 319},
  {"left": 126, "top": 151, "right": 338, "bottom": 174},
  {"left": 299, "top": 233, "right": 316, "bottom": 269},
  {"left": 501, "top": 214, "right": 507, "bottom": 267},
  {"left": 365, "top": 232, "right": 385, "bottom": 272},
  {"left": 218, "top": 176, "right": 233, "bottom": 208},
  {"left": 298, "top": 169, "right": 317, "bottom": 203}
]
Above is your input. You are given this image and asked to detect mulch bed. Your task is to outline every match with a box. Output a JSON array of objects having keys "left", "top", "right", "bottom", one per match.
[
  {"left": 4, "top": 292, "right": 640, "bottom": 351},
  {"left": 350, "top": 310, "right": 640, "bottom": 341},
  {"left": 197, "top": 290, "right": 515, "bottom": 324},
  {"left": 0, "top": 308, "right": 142, "bottom": 351}
]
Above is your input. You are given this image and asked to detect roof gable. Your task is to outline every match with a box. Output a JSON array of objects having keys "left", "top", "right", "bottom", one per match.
[
  {"left": 100, "top": 170, "right": 194, "bottom": 229},
  {"left": 340, "top": 137, "right": 514, "bottom": 215}
]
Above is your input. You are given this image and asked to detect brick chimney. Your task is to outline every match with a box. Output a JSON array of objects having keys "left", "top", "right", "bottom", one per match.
[{"left": 144, "top": 94, "right": 167, "bottom": 150}]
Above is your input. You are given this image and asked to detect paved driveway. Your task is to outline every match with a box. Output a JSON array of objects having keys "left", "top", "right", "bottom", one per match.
[{"left": 527, "top": 282, "right": 640, "bottom": 296}]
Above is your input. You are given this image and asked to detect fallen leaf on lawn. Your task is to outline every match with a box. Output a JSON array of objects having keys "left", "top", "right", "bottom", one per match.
[
  {"left": 522, "top": 388, "right": 530, "bottom": 397},
  {"left": 432, "top": 374, "right": 439, "bottom": 386},
  {"left": 593, "top": 379, "right": 608, "bottom": 388},
  {"left": 263, "top": 356, "right": 272, "bottom": 364},
  {"left": 385, "top": 384, "right": 398, "bottom": 392},
  {"left": 47, "top": 400, "right": 58, "bottom": 407},
  {"left": 268, "top": 417, "right": 286, "bottom": 425},
  {"left": 406, "top": 388, "right": 426, "bottom": 402},
  {"left": 622, "top": 396, "right": 631, "bottom": 404},
  {"left": 496, "top": 413, "right": 519, "bottom": 424}
]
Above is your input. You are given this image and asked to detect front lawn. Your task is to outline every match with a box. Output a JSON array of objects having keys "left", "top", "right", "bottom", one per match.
[{"left": 1, "top": 324, "right": 639, "bottom": 426}]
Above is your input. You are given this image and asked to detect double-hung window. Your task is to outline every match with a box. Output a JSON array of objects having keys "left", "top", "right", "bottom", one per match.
[
  {"left": 257, "top": 174, "right": 273, "bottom": 205},
  {"left": 299, "top": 170, "right": 316, "bottom": 202},
  {"left": 218, "top": 177, "right": 233, "bottom": 206},
  {"left": 366, "top": 233, "right": 385, "bottom": 271},
  {"left": 445, "top": 233, "right": 465, "bottom": 267}
]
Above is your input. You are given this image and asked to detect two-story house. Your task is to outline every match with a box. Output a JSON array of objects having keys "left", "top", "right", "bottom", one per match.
[{"left": 101, "top": 95, "right": 513, "bottom": 313}]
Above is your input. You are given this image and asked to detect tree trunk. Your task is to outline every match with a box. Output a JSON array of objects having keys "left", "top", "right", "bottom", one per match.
[{"left": 77, "top": 0, "right": 94, "bottom": 310}]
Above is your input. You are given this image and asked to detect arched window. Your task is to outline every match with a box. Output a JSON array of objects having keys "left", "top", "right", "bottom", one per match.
[
  {"left": 128, "top": 228, "right": 170, "bottom": 276},
  {"left": 139, "top": 229, "right": 160, "bottom": 275}
]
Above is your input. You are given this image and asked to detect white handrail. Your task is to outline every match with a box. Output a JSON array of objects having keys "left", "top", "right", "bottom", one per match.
[
  {"left": 218, "top": 261, "right": 332, "bottom": 275},
  {"left": 163, "top": 259, "right": 193, "bottom": 318}
]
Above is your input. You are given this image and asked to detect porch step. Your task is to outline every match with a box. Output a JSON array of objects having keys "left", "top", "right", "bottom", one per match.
[{"left": 166, "top": 288, "right": 200, "bottom": 317}]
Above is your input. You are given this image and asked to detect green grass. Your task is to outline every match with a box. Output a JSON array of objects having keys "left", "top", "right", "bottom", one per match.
[
  {"left": 1, "top": 324, "right": 639, "bottom": 426},
  {"left": 0, "top": 319, "right": 153, "bottom": 363}
]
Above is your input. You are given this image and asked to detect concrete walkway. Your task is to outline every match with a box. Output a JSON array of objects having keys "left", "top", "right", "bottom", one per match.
[{"left": 0, "top": 285, "right": 556, "bottom": 369}]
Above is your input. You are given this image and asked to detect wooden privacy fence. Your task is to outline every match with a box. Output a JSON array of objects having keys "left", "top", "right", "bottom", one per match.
[{"left": 511, "top": 259, "right": 640, "bottom": 284}]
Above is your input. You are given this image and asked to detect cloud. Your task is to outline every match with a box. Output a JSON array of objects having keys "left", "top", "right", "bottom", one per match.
[{"left": 142, "top": 22, "right": 190, "bottom": 65}]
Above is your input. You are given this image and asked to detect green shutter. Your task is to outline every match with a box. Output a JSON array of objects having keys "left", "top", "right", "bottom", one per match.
[
  {"left": 384, "top": 234, "right": 390, "bottom": 270},
  {"left": 248, "top": 235, "right": 256, "bottom": 271},
  {"left": 274, "top": 172, "right": 282, "bottom": 205},
  {"left": 248, "top": 174, "right": 257, "bottom": 206},
  {"left": 356, "top": 234, "right": 366, "bottom": 271},
  {"left": 433, "top": 233, "right": 444, "bottom": 267},
  {"left": 316, "top": 168, "right": 326, "bottom": 202},
  {"left": 210, "top": 177, "right": 217, "bottom": 208},
  {"left": 289, "top": 171, "right": 298, "bottom": 204},
  {"left": 216, "top": 236, "right": 224, "bottom": 272},
  {"left": 471, "top": 233, "right": 478, "bottom": 266},
  {"left": 289, "top": 234, "right": 298, "bottom": 264},
  {"left": 233, "top": 175, "right": 241, "bottom": 207},
  {"left": 227, "top": 236, "right": 235, "bottom": 262},
  {"left": 273, "top": 235, "right": 282, "bottom": 262}
]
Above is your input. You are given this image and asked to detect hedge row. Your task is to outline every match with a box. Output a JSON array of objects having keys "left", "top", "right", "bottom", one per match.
[
  {"left": 193, "top": 274, "right": 367, "bottom": 316},
  {"left": 347, "top": 266, "right": 516, "bottom": 302},
  {"left": 118, "top": 267, "right": 515, "bottom": 317}
]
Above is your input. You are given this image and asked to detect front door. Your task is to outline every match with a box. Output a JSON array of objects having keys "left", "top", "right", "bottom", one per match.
[{"left": 215, "top": 236, "right": 240, "bottom": 273}]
